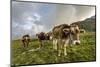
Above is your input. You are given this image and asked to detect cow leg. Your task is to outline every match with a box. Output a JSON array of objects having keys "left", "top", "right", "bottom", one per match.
[
  {"left": 53, "top": 39, "right": 55, "bottom": 49},
  {"left": 26, "top": 39, "right": 30, "bottom": 48},
  {"left": 58, "top": 50, "right": 61, "bottom": 56},
  {"left": 53, "top": 39, "right": 57, "bottom": 50},
  {"left": 25, "top": 42, "right": 27, "bottom": 48},
  {"left": 22, "top": 41, "right": 25, "bottom": 48},
  {"left": 55, "top": 40, "right": 58, "bottom": 50},
  {"left": 63, "top": 39, "right": 69, "bottom": 56},
  {"left": 26, "top": 42, "right": 29, "bottom": 48},
  {"left": 58, "top": 39, "right": 62, "bottom": 56},
  {"left": 26, "top": 41, "right": 29, "bottom": 48},
  {"left": 39, "top": 40, "right": 43, "bottom": 48},
  {"left": 23, "top": 43, "right": 25, "bottom": 47},
  {"left": 64, "top": 44, "right": 67, "bottom": 56},
  {"left": 58, "top": 44, "right": 61, "bottom": 56}
]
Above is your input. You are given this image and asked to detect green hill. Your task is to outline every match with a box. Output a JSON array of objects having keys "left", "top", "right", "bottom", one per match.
[{"left": 71, "top": 15, "right": 96, "bottom": 32}]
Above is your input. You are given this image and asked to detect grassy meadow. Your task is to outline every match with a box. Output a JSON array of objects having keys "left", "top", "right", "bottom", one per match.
[{"left": 11, "top": 32, "right": 96, "bottom": 66}]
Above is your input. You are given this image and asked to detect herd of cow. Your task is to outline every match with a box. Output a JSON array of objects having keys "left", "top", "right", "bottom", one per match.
[{"left": 21, "top": 24, "right": 85, "bottom": 56}]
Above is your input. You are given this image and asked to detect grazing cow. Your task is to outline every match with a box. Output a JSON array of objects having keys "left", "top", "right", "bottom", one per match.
[
  {"left": 36, "top": 32, "right": 47, "bottom": 48},
  {"left": 36, "top": 31, "right": 53, "bottom": 48},
  {"left": 52, "top": 24, "right": 80, "bottom": 56},
  {"left": 22, "top": 34, "right": 30, "bottom": 48},
  {"left": 80, "top": 29, "right": 86, "bottom": 33}
]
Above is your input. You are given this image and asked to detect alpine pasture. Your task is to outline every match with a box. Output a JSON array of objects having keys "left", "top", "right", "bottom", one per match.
[{"left": 11, "top": 32, "right": 96, "bottom": 66}]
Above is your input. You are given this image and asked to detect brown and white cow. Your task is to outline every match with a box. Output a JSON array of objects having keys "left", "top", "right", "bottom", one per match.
[
  {"left": 36, "top": 32, "right": 45, "bottom": 48},
  {"left": 52, "top": 24, "right": 80, "bottom": 56},
  {"left": 22, "top": 34, "right": 30, "bottom": 48},
  {"left": 36, "top": 32, "right": 52, "bottom": 48}
]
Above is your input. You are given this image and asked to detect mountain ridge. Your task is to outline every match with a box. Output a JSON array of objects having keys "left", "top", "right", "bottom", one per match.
[{"left": 71, "top": 15, "right": 96, "bottom": 32}]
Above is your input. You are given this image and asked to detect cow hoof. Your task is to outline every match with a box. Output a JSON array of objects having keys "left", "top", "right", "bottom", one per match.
[
  {"left": 64, "top": 53, "right": 67, "bottom": 56},
  {"left": 65, "top": 54, "right": 67, "bottom": 56},
  {"left": 58, "top": 54, "right": 61, "bottom": 56},
  {"left": 54, "top": 48, "right": 57, "bottom": 50},
  {"left": 38, "top": 47, "right": 41, "bottom": 49}
]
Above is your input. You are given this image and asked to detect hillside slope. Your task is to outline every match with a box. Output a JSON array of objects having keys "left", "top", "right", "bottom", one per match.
[
  {"left": 71, "top": 16, "right": 96, "bottom": 32},
  {"left": 11, "top": 32, "right": 96, "bottom": 66}
]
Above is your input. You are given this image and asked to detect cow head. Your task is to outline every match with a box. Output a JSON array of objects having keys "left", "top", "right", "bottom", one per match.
[{"left": 69, "top": 24, "right": 80, "bottom": 45}]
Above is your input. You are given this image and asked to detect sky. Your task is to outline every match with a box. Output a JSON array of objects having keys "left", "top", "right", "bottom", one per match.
[{"left": 12, "top": 1, "right": 95, "bottom": 40}]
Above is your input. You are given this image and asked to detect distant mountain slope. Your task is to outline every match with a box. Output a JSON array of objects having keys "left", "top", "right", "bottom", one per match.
[{"left": 71, "top": 15, "right": 96, "bottom": 32}]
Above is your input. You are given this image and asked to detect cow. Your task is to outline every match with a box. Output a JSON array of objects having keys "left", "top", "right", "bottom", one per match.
[
  {"left": 22, "top": 34, "right": 30, "bottom": 48},
  {"left": 36, "top": 31, "right": 53, "bottom": 48},
  {"left": 52, "top": 24, "right": 70, "bottom": 56},
  {"left": 36, "top": 32, "right": 45, "bottom": 48},
  {"left": 36, "top": 32, "right": 48, "bottom": 48},
  {"left": 52, "top": 24, "right": 80, "bottom": 56}
]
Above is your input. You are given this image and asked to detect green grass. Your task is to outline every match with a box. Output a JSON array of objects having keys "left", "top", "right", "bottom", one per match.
[{"left": 11, "top": 32, "right": 96, "bottom": 66}]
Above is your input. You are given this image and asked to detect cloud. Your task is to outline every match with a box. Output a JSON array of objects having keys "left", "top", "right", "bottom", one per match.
[
  {"left": 53, "top": 5, "right": 95, "bottom": 25},
  {"left": 32, "top": 23, "right": 45, "bottom": 33},
  {"left": 12, "top": 1, "right": 95, "bottom": 40},
  {"left": 12, "top": 12, "right": 45, "bottom": 39},
  {"left": 12, "top": 1, "right": 46, "bottom": 39}
]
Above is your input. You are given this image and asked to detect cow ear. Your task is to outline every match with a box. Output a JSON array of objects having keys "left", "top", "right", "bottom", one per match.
[{"left": 63, "top": 28, "right": 69, "bottom": 33}]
